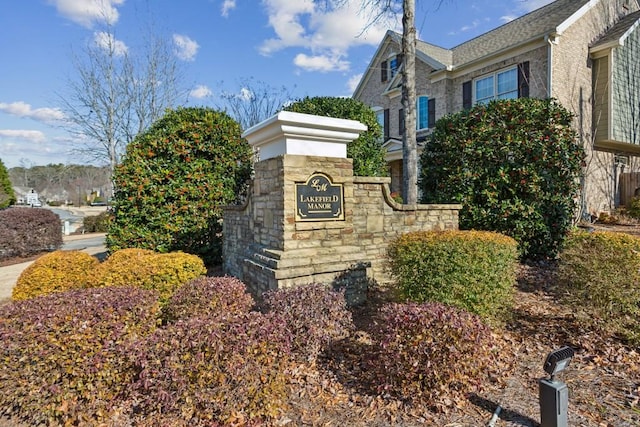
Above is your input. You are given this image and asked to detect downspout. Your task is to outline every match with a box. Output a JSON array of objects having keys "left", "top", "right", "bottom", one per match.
[{"left": 545, "top": 33, "right": 559, "bottom": 98}]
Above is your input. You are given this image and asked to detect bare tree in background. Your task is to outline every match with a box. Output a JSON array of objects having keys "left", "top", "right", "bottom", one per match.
[
  {"left": 217, "top": 78, "right": 297, "bottom": 131},
  {"left": 58, "top": 23, "right": 184, "bottom": 179}
]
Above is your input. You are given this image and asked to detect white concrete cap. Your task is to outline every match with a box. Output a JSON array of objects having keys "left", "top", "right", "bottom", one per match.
[{"left": 241, "top": 111, "right": 367, "bottom": 161}]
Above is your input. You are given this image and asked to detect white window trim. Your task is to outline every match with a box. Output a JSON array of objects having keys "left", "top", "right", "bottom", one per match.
[{"left": 472, "top": 66, "right": 518, "bottom": 105}]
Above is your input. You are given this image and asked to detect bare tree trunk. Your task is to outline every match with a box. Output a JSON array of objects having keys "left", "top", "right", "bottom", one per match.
[{"left": 401, "top": 0, "right": 417, "bottom": 204}]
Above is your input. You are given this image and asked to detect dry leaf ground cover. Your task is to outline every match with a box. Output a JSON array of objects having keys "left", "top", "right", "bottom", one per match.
[{"left": 1, "top": 226, "right": 639, "bottom": 426}]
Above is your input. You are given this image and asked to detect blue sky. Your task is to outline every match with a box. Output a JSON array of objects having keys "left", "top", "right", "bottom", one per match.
[{"left": 0, "top": 0, "right": 554, "bottom": 168}]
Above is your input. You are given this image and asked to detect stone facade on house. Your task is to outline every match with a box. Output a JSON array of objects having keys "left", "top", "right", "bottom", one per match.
[
  {"left": 223, "top": 112, "right": 460, "bottom": 304},
  {"left": 353, "top": 0, "right": 640, "bottom": 216}
]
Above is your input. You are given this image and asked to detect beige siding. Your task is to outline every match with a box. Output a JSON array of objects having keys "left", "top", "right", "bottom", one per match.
[
  {"left": 593, "top": 56, "right": 610, "bottom": 143},
  {"left": 551, "top": 0, "right": 634, "bottom": 212}
]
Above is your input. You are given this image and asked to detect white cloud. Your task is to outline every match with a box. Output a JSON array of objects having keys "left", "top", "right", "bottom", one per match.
[
  {"left": 0, "top": 102, "right": 65, "bottom": 123},
  {"left": 94, "top": 31, "right": 128, "bottom": 56},
  {"left": 259, "top": 0, "right": 397, "bottom": 73},
  {"left": 0, "top": 130, "right": 47, "bottom": 143},
  {"left": 500, "top": 15, "right": 517, "bottom": 23},
  {"left": 190, "top": 85, "right": 213, "bottom": 99},
  {"left": 173, "top": 34, "right": 199, "bottom": 61},
  {"left": 221, "top": 0, "right": 236, "bottom": 17},
  {"left": 47, "top": 0, "right": 125, "bottom": 28},
  {"left": 347, "top": 73, "right": 363, "bottom": 94},
  {"left": 294, "top": 53, "right": 349, "bottom": 72}
]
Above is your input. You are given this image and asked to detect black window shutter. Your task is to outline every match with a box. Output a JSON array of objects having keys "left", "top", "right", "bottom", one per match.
[
  {"left": 381, "top": 60, "right": 388, "bottom": 82},
  {"left": 397, "top": 53, "right": 403, "bottom": 67},
  {"left": 518, "top": 61, "right": 530, "bottom": 98},
  {"left": 463, "top": 81, "right": 472, "bottom": 110},
  {"left": 428, "top": 98, "right": 436, "bottom": 128},
  {"left": 398, "top": 108, "right": 405, "bottom": 136},
  {"left": 384, "top": 109, "right": 390, "bottom": 139}
]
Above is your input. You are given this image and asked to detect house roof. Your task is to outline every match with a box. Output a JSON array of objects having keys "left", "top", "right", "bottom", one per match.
[
  {"left": 591, "top": 9, "right": 640, "bottom": 52},
  {"left": 352, "top": 0, "right": 635, "bottom": 98},
  {"left": 450, "top": 0, "right": 594, "bottom": 67}
]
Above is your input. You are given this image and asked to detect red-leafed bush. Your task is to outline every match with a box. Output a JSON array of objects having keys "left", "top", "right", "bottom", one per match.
[
  {"left": 262, "top": 284, "right": 354, "bottom": 361},
  {"left": 129, "top": 312, "right": 292, "bottom": 425},
  {"left": 367, "top": 302, "right": 504, "bottom": 409},
  {"left": 0, "top": 287, "right": 160, "bottom": 426},
  {"left": 0, "top": 207, "right": 62, "bottom": 260},
  {"left": 163, "top": 275, "right": 254, "bottom": 323}
]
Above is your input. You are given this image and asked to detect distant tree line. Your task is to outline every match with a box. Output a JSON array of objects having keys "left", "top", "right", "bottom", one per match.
[{"left": 7, "top": 164, "right": 111, "bottom": 206}]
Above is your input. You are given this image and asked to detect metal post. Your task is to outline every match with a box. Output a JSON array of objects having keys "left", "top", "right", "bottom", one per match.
[{"left": 539, "top": 378, "right": 569, "bottom": 427}]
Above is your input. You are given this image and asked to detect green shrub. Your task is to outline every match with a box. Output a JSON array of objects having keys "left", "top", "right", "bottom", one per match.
[
  {"left": 164, "top": 276, "right": 254, "bottom": 323},
  {"left": 627, "top": 196, "right": 640, "bottom": 219},
  {"left": 284, "top": 96, "right": 388, "bottom": 177},
  {"left": 107, "top": 107, "right": 253, "bottom": 266},
  {"left": 387, "top": 230, "right": 518, "bottom": 324},
  {"left": 91, "top": 250, "right": 206, "bottom": 304},
  {"left": 0, "top": 287, "right": 160, "bottom": 425},
  {"left": 367, "top": 302, "right": 504, "bottom": 408},
  {"left": 0, "top": 207, "right": 63, "bottom": 260},
  {"left": 557, "top": 230, "right": 640, "bottom": 345},
  {"left": 0, "top": 158, "right": 16, "bottom": 208},
  {"left": 419, "top": 98, "right": 584, "bottom": 259},
  {"left": 83, "top": 210, "right": 112, "bottom": 232},
  {"left": 262, "top": 284, "right": 354, "bottom": 361},
  {"left": 129, "top": 312, "right": 292, "bottom": 425},
  {"left": 12, "top": 250, "right": 99, "bottom": 300}
]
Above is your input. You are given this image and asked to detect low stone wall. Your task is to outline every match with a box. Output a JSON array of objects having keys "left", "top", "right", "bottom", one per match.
[{"left": 223, "top": 154, "right": 460, "bottom": 303}]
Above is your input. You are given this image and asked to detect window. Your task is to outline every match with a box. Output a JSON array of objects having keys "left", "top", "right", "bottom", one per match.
[
  {"left": 474, "top": 67, "right": 518, "bottom": 104},
  {"left": 389, "top": 56, "right": 400, "bottom": 78},
  {"left": 417, "top": 96, "right": 428, "bottom": 130}
]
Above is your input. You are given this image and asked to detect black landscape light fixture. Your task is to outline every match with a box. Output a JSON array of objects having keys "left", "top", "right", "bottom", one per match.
[{"left": 539, "top": 346, "right": 574, "bottom": 427}]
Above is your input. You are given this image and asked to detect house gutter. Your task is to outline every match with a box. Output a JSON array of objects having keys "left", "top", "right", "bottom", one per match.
[{"left": 545, "top": 33, "right": 559, "bottom": 98}]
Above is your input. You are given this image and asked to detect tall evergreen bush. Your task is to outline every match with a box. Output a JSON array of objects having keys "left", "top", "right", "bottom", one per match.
[
  {"left": 284, "top": 96, "right": 388, "bottom": 177},
  {"left": 419, "top": 98, "right": 584, "bottom": 259},
  {"left": 0, "top": 158, "right": 16, "bottom": 208},
  {"left": 107, "top": 107, "right": 253, "bottom": 265}
]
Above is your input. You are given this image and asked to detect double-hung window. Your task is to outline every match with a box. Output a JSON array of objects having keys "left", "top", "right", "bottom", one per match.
[
  {"left": 417, "top": 96, "right": 429, "bottom": 130},
  {"left": 474, "top": 67, "right": 518, "bottom": 105}
]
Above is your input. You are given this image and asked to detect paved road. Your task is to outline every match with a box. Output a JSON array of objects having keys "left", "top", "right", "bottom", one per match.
[{"left": 0, "top": 233, "right": 106, "bottom": 302}]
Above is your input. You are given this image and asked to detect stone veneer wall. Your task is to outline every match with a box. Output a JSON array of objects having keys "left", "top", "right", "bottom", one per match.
[{"left": 223, "top": 154, "right": 460, "bottom": 303}]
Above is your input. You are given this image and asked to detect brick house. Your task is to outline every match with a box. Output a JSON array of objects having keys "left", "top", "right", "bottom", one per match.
[{"left": 353, "top": 0, "right": 640, "bottom": 215}]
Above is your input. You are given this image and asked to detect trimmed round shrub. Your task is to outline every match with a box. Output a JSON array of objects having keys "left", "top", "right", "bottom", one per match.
[
  {"left": 107, "top": 107, "right": 253, "bottom": 266},
  {"left": 164, "top": 276, "right": 254, "bottom": 323},
  {"left": 12, "top": 250, "right": 99, "bottom": 300},
  {"left": 419, "top": 98, "right": 584, "bottom": 259},
  {"left": 0, "top": 287, "right": 160, "bottom": 425},
  {"left": 129, "top": 312, "right": 292, "bottom": 425},
  {"left": 367, "top": 302, "right": 503, "bottom": 408},
  {"left": 387, "top": 230, "right": 518, "bottom": 324},
  {"left": 0, "top": 207, "right": 63, "bottom": 260},
  {"left": 105, "top": 247, "right": 156, "bottom": 262},
  {"left": 284, "top": 96, "right": 388, "bottom": 177},
  {"left": 91, "top": 250, "right": 206, "bottom": 304},
  {"left": 557, "top": 230, "right": 640, "bottom": 345},
  {"left": 262, "top": 284, "right": 354, "bottom": 361}
]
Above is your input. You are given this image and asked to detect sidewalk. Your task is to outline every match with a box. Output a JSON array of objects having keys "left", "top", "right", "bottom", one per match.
[{"left": 0, "top": 233, "right": 106, "bottom": 303}]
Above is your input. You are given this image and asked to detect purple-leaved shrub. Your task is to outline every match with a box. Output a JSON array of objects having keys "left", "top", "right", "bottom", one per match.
[
  {"left": 129, "top": 312, "right": 292, "bottom": 425},
  {"left": 0, "top": 287, "right": 160, "bottom": 425},
  {"left": 262, "top": 284, "right": 354, "bottom": 361},
  {"left": 367, "top": 302, "right": 505, "bottom": 410},
  {"left": 163, "top": 275, "right": 254, "bottom": 323}
]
